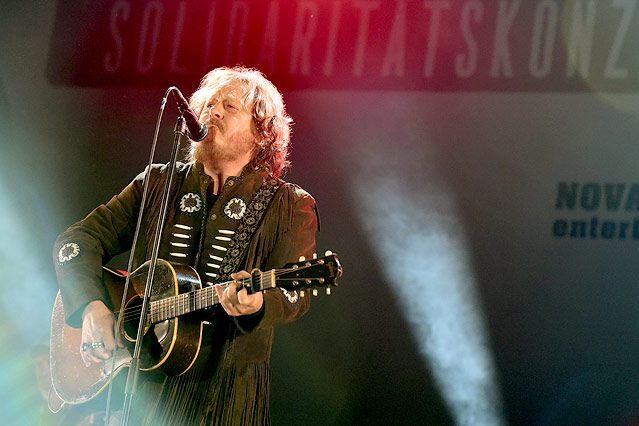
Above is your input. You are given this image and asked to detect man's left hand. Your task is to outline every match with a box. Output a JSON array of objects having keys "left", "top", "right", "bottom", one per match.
[{"left": 215, "top": 271, "right": 264, "bottom": 316}]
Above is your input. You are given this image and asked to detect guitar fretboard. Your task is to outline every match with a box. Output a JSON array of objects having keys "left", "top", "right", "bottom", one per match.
[{"left": 149, "top": 270, "right": 276, "bottom": 323}]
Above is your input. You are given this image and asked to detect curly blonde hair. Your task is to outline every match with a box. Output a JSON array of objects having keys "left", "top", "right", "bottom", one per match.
[{"left": 188, "top": 66, "right": 293, "bottom": 179}]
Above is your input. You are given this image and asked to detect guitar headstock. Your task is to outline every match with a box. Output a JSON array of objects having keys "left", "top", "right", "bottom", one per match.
[{"left": 277, "top": 251, "right": 342, "bottom": 296}]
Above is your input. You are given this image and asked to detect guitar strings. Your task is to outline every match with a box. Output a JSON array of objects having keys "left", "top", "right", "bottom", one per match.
[
  {"left": 116, "top": 262, "right": 327, "bottom": 322},
  {"left": 112, "top": 261, "right": 331, "bottom": 324}
]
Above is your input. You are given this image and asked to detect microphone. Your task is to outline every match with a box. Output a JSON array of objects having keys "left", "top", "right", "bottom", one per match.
[{"left": 171, "top": 88, "right": 208, "bottom": 142}]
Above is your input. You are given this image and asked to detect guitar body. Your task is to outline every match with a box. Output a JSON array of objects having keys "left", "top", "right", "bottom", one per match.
[
  {"left": 50, "top": 290, "right": 127, "bottom": 405},
  {"left": 50, "top": 260, "right": 205, "bottom": 405},
  {"left": 125, "top": 260, "right": 205, "bottom": 376}
]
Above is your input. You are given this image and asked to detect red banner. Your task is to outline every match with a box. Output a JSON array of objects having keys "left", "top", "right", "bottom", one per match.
[{"left": 47, "top": 0, "right": 639, "bottom": 91}]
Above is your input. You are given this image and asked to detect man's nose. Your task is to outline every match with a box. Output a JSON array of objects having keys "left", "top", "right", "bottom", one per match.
[{"left": 211, "top": 102, "right": 224, "bottom": 119}]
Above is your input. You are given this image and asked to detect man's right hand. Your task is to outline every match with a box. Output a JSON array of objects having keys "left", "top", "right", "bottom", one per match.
[{"left": 80, "top": 300, "right": 122, "bottom": 366}]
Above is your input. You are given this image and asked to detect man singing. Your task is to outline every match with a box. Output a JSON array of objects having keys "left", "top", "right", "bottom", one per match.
[{"left": 53, "top": 66, "right": 319, "bottom": 425}]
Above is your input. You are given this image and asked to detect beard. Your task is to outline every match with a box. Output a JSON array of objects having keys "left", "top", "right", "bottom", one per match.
[{"left": 192, "top": 127, "right": 256, "bottom": 166}]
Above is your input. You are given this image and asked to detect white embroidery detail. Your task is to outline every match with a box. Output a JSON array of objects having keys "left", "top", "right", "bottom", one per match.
[
  {"left": 223, "top": 198, "right": 247, "bottom": 220},
  {"left": 280, "top": 288, "right": 299, "bottom": 304},
  {"left": 57, "top": 242, "right": 80, "bottom": 264},
  {"left": 179, "top": 193, "right": 202, "bottom": 213}
]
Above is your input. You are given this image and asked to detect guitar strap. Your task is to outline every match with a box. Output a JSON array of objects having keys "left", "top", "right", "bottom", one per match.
[{"left": 217, "top": 177, "right": 283, "bottom": 281}]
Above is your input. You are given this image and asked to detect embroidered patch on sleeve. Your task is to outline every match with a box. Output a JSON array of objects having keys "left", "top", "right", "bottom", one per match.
[
  {"left": 179, "top": 193, "right": 202, "bottom": 214},
  {"left": 280, "top": 288, "right": 299, "bottom": 304},
  {"left": 57, "top": 242, "right": 81, "bottom": 265}
]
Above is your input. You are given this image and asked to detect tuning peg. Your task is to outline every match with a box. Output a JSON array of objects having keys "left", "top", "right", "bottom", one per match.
[
  {"left": 312, "top": 289, "right": 318, "bottom": 296},
  {"left": 313, "top": 253, "right": 318, "bottom": 259},
  {"left": 300, "top": 290, "right": 305, "bottom": 297},
  {"left": 299, "top": 255, "right": 306, "bottom": 261},
  {"left": 326, "top": 288, "right": 331, "bottom": 295},
  {"left": 324, "top": 250, "right": 333, "bottom": 256}
]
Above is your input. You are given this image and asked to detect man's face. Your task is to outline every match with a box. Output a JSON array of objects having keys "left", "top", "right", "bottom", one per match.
[{"left": 193, "top": 82, "right": 256, "bottom": 165}]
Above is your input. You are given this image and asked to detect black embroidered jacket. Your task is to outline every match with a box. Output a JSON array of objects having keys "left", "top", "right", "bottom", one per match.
[{"left": 53, "top": 161, "right": 318, "bottom": 425}]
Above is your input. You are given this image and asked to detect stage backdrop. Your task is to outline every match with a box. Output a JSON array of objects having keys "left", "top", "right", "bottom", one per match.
[{"left": 2, "top": 1, "right": 639, "bottom": 425}]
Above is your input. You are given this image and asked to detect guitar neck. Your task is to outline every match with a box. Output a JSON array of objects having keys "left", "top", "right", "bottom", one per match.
[
  {"left": 149, "top": 270, "right": 276, "bottom": 323},
  {"left": 146, "top": 253, "right": 340, "bottom": 323}
]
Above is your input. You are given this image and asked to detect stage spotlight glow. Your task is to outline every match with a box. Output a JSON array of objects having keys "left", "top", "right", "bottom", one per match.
[
  {"left": 0, "top": 180, "right": 56, "bottom": 346},
  {"left": 351, "top": 157, "right": 506, "bottom": 426},
  {"left": 0, "top": 179, "right": 59, "bottom": 425}
]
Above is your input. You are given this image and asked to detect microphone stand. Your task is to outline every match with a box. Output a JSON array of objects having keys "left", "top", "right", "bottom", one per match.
[
  {"left": 120, "top": 114, "right": 187, "bottom": 426},
  {"left": 102, "top": 88, "right": 190, "bottom": 426}
]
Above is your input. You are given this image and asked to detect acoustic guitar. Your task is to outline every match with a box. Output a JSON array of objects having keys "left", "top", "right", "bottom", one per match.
[{"left": 50, "top": 252, "right": 341, "bottom": 405}]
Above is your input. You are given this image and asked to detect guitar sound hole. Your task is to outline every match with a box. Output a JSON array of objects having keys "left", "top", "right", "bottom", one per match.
[
  {"left": 122, "top": 297, "right": 169, "bottom": 351},
  {"left": 122, "top": 296, "right": 145, "bottom": 342}
]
